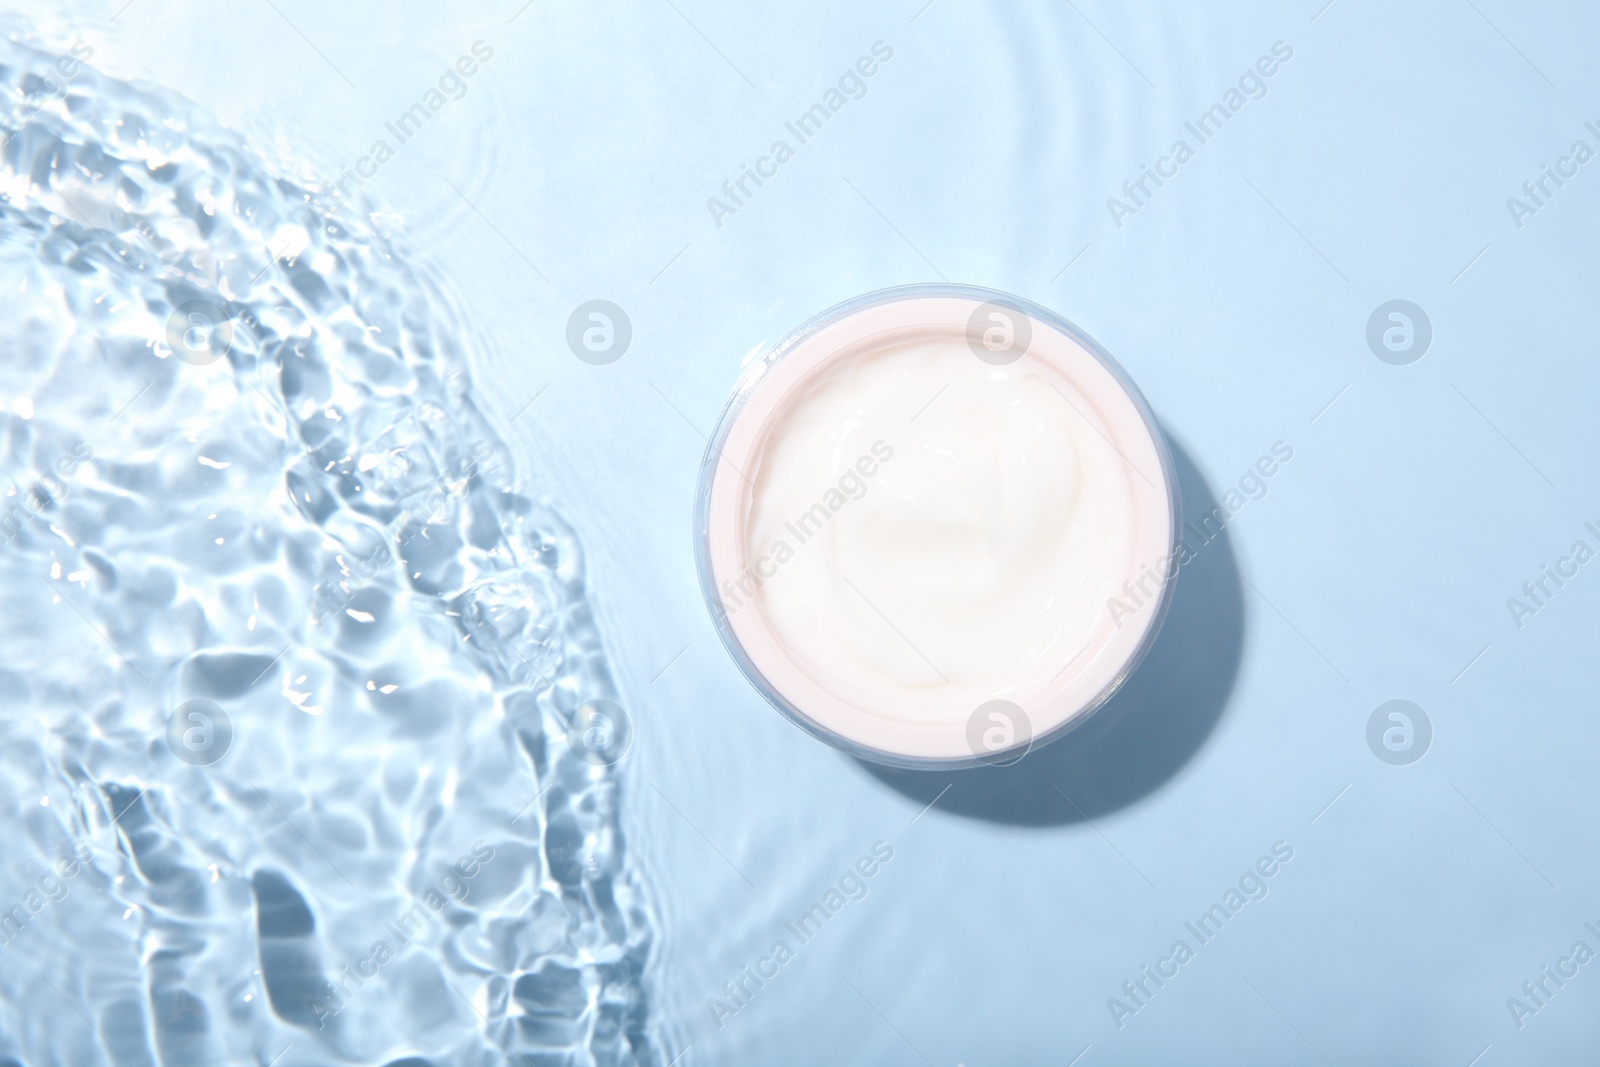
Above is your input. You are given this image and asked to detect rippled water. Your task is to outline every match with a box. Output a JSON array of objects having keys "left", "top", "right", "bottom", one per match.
[{"left": 0, "top": 30, "right": 657, "bottom": 1067}]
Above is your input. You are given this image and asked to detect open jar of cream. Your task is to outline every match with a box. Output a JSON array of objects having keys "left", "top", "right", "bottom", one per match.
[{"left": 694, "top": 285, "right": 1178, "bottom": 768}]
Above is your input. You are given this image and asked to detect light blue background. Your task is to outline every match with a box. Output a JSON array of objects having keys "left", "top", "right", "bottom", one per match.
[{"left": 25, "top": 0, "right": 1600, "bottom": 1062}]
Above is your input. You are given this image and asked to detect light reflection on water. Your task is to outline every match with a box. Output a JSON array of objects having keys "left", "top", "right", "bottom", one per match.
[{"left": 0, "top": 29, "right": 657, "bottom": 1067}]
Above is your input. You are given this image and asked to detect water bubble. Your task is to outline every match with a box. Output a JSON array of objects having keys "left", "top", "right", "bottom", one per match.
[{"left": 1366, "top": 300, "right": 1431, "bottom": 365}]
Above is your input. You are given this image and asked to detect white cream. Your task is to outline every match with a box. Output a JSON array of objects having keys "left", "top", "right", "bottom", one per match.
[
  {"left": 701, "top": 290, "right": 1173, "bottom": 764},
  {"left": 744, "top": 337, "right": 1133, "bottom": 711}
]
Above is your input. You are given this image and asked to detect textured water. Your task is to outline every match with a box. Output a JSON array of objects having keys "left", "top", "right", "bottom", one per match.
[{"left": 0, "top": 30, "right": 656, "bottom": 1067}]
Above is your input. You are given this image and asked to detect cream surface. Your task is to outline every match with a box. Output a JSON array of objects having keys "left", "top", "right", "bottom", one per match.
[{"left": 743, "top": 336, "right": 1134, "bottom": 712}]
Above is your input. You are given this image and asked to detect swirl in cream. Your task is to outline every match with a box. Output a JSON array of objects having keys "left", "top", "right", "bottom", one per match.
[{"left": 745, "top": 335, "right": 1134, "bottom": 712}]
